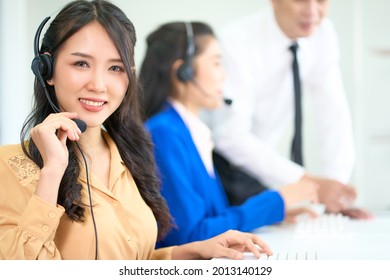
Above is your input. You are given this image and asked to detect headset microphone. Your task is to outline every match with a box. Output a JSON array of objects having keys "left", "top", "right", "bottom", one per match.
[
  {"left": 31, "top": 16, "right": 87, "bottom": 133},
  {"left": 223, "top": 97, "right": 233, "bottom": 106},
  {"left": 73, "top": 119, "right": 87, "bottom": 133}
]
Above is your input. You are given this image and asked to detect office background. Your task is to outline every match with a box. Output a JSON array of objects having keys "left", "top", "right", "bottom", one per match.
[{"left": 0, "top": 0, "right": 389, "bottom": 211}]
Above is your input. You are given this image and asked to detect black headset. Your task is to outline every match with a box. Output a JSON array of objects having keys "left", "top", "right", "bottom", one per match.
[
  {"left": 176, "top": 22, "right": 195, "bottom": 82},
  {"left": 30, "top": 16, "right": 64, "bottom": 115},
  {"left": 31, "top": 17, "right": 54, "bottom": 83},
  {"left": 31, "top": 16, "right": 87, "bottom": 130}
]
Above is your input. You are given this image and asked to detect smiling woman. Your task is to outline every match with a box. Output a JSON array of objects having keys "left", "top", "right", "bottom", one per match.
[
  {"left": 46, "top": 21, "right": 129, "bottom": 127},
  {"left": 0, "top": 0, "right": 272, "bottom": 260}
]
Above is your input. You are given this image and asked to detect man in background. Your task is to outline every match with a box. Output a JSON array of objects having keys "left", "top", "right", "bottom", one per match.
[{"left": 206, "top": 0, "right": 371, "bottom": 218}]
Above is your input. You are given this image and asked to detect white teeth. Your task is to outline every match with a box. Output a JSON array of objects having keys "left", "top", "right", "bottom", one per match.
[{"left": 80, "top": 99, "right": 105, "bottom": 107}]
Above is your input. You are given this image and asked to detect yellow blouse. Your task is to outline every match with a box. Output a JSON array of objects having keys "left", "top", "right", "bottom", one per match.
[{"left": 0, "top": 132, "right": 173, "bottom": 260}]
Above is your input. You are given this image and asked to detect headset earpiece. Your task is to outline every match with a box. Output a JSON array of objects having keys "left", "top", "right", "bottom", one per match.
[
  {"left": 31, "top": 53, "right": 53, "bottom": 80},
  {"left": 30, "top": 16, "right": 61, "bottom": 114},
  {"left": 177, "top": 60, "right": 193, "bottom": 82},
  {"left": 31, "top": 16, "right": 54, "bottom": 82},
  {"left": 176, "top": 22, "right": 195, "bottom": 83}
]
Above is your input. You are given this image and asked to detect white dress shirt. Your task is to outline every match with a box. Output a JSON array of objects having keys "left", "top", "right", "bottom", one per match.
[{"left": 205, "top": 8, "right": 355, "bottom": 188}]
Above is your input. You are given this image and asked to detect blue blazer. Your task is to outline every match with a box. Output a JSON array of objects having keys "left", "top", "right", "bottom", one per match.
[{"left": 146, "top": 103, "right": 285, "bottom": 247}]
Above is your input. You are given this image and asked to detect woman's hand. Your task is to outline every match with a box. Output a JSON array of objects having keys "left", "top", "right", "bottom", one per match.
[
  {"left": 31, "top": 112, "right": 82, "bottom": 205},
  {"left": 279, "top": 179, "right": 319, "bottom": 207},
  {"left": 31, "top": 112, "right": 82, "bottom": 170},
  {"left": 284, "top": 206, "right": 319, "bottom": 223},
  {"left": 172, "top": 230, "right": 272, "bottom": 260}
]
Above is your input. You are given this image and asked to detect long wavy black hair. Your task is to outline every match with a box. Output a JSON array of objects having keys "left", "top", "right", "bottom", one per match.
[
  {"left": 21, "top": 0, "right": 171, "bottom": 240},
  {"left": 139, "top": 21, "right": 215, "bottom": 120}
]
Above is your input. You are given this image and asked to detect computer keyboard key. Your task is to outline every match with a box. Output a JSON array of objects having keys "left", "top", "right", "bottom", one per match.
[
  {"left": 259, "top": 253, "right": 269, "bottom": 260},
  {"left": 294, "top": 213, "right": 352, "bottom": 239}
]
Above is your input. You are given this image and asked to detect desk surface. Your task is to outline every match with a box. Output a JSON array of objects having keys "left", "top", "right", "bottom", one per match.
[{"left": 248, "top": 211, "right": 390, "bottom": 260}]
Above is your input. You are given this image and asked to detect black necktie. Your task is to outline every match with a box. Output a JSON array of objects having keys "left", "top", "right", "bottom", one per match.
[{"left": 289, "top": 42, "right": 304, "bottom": 166}]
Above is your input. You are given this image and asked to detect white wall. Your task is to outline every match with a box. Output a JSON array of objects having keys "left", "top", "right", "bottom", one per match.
[
  {"left": 1, "top": 0, "right": 390, "bottom": 210},
  {"left": 118, "top": 0, "right": 265, "bottom": 68},
  {"left": 355, "top": 0, "right": 390, "bottom": 210},
  {"left": 0, "top": 0, "right": 30, "bottom": 145}
]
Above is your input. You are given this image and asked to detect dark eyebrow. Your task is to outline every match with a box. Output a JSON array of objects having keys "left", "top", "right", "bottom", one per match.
[{"left": 70, "top": 52, "right": 123, "bottom": 63}]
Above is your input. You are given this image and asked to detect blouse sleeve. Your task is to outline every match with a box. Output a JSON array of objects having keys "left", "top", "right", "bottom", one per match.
[{"left": 0, "top": 152, "right": 65, "bottom": 260}]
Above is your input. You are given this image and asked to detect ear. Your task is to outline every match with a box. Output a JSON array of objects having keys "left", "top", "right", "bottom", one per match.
[{"left": 46, "top": 78, "right": 54, "bottom": 86}]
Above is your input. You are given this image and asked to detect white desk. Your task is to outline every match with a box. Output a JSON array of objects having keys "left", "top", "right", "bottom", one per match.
[{"left": 248, "top": 211, "right": 390, "bottom": 260}]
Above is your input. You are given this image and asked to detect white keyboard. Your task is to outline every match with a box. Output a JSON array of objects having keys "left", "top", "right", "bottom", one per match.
[
  {"left": 240, "top": 251, "right": 318, "bottom": 260},
  {"left": 294, "top": 213, "right": 352, "bottom": 239},
  {"left": 258, "top": 252, "right": 318, "bottom": 260}
]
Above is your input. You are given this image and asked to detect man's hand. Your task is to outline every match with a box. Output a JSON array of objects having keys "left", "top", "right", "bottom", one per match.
[
  {"left": 340, "top": 208, "right": 374, "bottom": 220},
  {"left": 300, "top": 174, "right": 372, "bottom": 219},
  {"left": 301, "top": 174, "right": 355, "bottom": 213}
]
